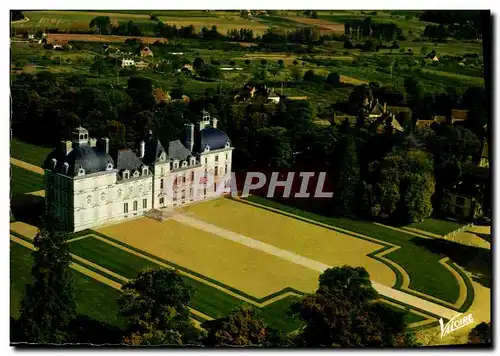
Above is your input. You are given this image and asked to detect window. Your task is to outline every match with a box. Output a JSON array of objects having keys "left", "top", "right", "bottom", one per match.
[
  {"left": 205, "top": 157, "right": 207, "bottom": 165},
  {"left": 133, "top": 170, "right": 140, "bottom": 178},
  {"left": 225, "top": 165, "right": 228, "bottom": 174},
  {"left": 143, "top": 199, "right": 147, "bottom": 209},
  {"left": 226, "top": 154, "right": 228, "bottom": 160},
  {"left": 182, "top": 161, "right": 188, "bottom": 168},
  {"left": 161, "top": 167, "right": 164, "bottom": 175},
  {"left": 204, "top": 188, "right": 207, "bottom": 195},
  {"left": 215, "top": 155, "right": 219, "bottom": 162},
  {"left": 214, "top": 182, "right": 217, "bottom": 191},
  {"left": 133, "top": 201, "right": 138, "bottom": 211},
  {"left": 456, "top": 197, "right": 466, "bottom": 206},
  {"left": 124, "top": 203, "right": 128, "bottom": 213},
  {"left": 160, "top": 197, "right": 164, "bottom": 205},
  {"left": 123, "top": 171, "right": 129, "bottom": 179},
  {"left": 191, "top": 171, "right": 194, "bottom": 181},
  {"left": 214, "top": 166, "right": 218, "bottom": 176},
  {"left": 160, "top": 179, "right": 164, "bottom": 189},
  {"left": 142, "top": 167, "right": 148, "bottom": 175}
]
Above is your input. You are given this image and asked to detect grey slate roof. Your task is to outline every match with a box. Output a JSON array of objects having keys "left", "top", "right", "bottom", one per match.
[
  {"left": 193, "top": 127, "right": 231, "bottom": 153},
  {"left": 168, "top": 140, "right": 191, "bottom": 161},
  {"left": 43, "top": 144, "right": 115, "bottom": 177},
  {"left": 142, "top": 134, "right": 166, "bottom": 164},
  {"left": 115, "top": 149, "right": 144, "bottom": 171}
]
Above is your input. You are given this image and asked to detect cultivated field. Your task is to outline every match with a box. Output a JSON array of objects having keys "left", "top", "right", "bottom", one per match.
[
  {"left": 96, "top": 217, "right": 320, "bottom": 298},
  {"left": 183, "top": 198, "right": 396, "bottom": 287}
]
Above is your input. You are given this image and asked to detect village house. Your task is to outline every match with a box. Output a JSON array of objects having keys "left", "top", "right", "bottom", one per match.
[
  {"left": 43, "top": 111, "right": 233, "bottom": 232},
  {"left": 121, "top": 58, "right": 136, "bottom": 68},
  {"left": 135, "top": 60, "right": 150, "bottom": 70},
  {"left": 140, "top": 47, "right": 154, "bottom": 57}
]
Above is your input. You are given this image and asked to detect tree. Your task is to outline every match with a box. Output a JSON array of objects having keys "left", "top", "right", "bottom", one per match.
[
  {"left": 244, "top": 59, "right": 251, "bottom": 65},
  {"left": 292, "top": 266, "right": 418, "bottom": 347},
  {"left": 334, "top": 135, "right": 360, "bottom": 217},
  {"left": 311, "top": 11, "right": 319, "bottom": 19},
  {"left": 18, "top": 217, "right": 76, "bottom": 343},
  {"left": 203, "top": 306, "right": 268, "bottom": 346},
  {"left": 90, "top": 56, "right": 111, "bottom": 78},
  {"left": 303, "top": 69, "right": 316, "bottom": 82},
  {"left": 292, "top": 59, "right": 299, "bottom": 66},
  {"left": 468, "top": 322, "right": 491, "bottom": 346},
  {"left": 118, "top": 268, "right": 201, "bottom": 346},
  {"left": 197, "top": 64, "right": 221, "bottom": 79},
  {"left": 253, "top": 126, "right": 292, "bottom": 168},
  {"left": 326, "top": 72, "right": 340, "bottom": 86},
  {"left": 363, "top": 40, "right": 376, "bottom": 52},
  {"left": 420, "top": 45, "right": 428, "bottom": 56},
  {"left": 89, "top": 16, "right": 112, "bottom": 34},
  {"left": 260, "top": 59, "right": 267, "bottom": 66},
  {"left": 277, "top": 59, "right": 284, "bottom": 68},
  {"left": 193, "top": 57, "right": 205, "bottom": 70}
]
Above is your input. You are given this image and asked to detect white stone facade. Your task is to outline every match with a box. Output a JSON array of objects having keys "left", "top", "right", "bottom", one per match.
[{"left": 44, "top": 118, "right": 233, "bottom": 232}]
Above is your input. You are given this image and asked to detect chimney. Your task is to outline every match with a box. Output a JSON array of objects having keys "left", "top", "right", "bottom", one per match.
[
  {"left": 98, "top": 137, "right": 109, "bottom": 154},
  {"left": 61, "top": 140, "right": 73, "bottom": 156},
  {"left": 198, "top": 121, "right": 206, "bottom": 131},
  {"left": 89, "top": 138, "right": 97, "bottom": 147},
  {"left": 383, "top": 102, "right": 387, "bottom": 113},
  {"left": 185, "top": 124, "right": 194, "bottom": 152},
  {"left": 139, "top": 140, "right": 145, "bottom": 158},
  {"left": 212, "top": 117, "right": 218, "bottom": 129}
]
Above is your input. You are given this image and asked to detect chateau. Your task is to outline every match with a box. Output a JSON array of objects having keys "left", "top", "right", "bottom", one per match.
[{"left": 43, "top": 111, "right": 233, "bottom": 232}]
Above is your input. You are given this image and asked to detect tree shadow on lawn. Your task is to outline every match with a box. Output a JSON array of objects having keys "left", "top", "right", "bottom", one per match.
[
  {"left": 475, "top": 233, "right": 491, "bottom": 243},
  {"left": 10, "top": 193, "right": 45, "bottom": 227},
  {"left": 411, "top": 237, "right": 491, "bottom": 289}
]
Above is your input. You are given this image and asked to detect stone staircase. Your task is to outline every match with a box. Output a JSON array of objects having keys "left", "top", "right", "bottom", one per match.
[{"left": 144, "top": 207, "right": 190, "bottom": 222}]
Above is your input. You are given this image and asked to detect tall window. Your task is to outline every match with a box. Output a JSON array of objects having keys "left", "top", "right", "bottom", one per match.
[
  {"left": 225, "top": 165, "right": 228, "bottom": 174},
  {"left": 160, "top": 179, "right": 164, "bottom": 189},
  {"left": 191, "top": 171, "right": 194, "bottom": 181},
  {"left": 215, "top": 155, "right": 219, "bottom": 162},
  {"left": 214, "top": 166, "right": 218, "bottom": 176},
  {"left": 159, "top": 197, "right": 164, "bottom": 205},
  {"left": 205, "top": 157, "right": 207, "bottom": 164},
  {"left": 124, "top": 203, "right": 128, "bottom": 213},
  {"left": 133, "top": 201, "right": 138, "bottom": 211},
  {"left": 143, "top": 199, "right": 147, "bottom": 209}
]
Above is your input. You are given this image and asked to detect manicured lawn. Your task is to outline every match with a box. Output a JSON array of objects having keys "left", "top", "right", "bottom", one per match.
[
  {"left": 69, "top": 236, "right": 303, "bottom": 332},
  {"left": 10, "top": 137, "right": 53, "bottom": 167},
  {"left": 10, "top": 242, "right": 127, "bottom": 328},
  {"left": 408, "top": 219, "right": 466, "bottom": 236},
  {"left": 244, "top": 196, "right": 461, "bottom": 305},
  {"left": 10, "top": 165, "right": 45, "bottom": 195}
]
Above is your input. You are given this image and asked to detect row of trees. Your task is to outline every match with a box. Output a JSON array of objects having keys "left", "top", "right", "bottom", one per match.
[{"left": 344, "top": 18, "right": 404, "bottom": 42}]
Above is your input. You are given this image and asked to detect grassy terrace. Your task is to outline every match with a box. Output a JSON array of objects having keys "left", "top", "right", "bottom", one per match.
[
  {"left": 68, "top": 236, "right": 303, "bottom": 333},
  {"left": 10, "top": 165, "right": 45, "bottom": 195},
  {"left": 408, "top": 218, "right": 466, "bottom": 236},
  {"left": 10, "top": 242, "right": 127, "bottom": 328},
  {"left": 10, "top": 137, "right": 53, "bottom": 167},
  {"left": 244, "top": 196, "right": 461, "bottom": 305}
]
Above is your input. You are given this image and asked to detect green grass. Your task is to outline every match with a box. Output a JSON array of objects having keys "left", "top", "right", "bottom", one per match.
[
  {"left": 10, "top": 242, "right": 127, "bottom": 328},
  {"left": 69, "top": 236, "right": 302, "bottom": 332},
  {"left": 408, "top": 218, "right": 466, "bottom": 236},
  {"left": 244, "top": 196, "right": 462, "bottom": 305},
  {"left": 10, "top": 165, "right": 45, "bottom": 195},
  {"left": 10, "top": 137, "right": 52, "bottom": 167}
]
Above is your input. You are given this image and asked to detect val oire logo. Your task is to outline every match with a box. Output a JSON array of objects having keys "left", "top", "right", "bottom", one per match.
[{"left": 439, "top": 313, "right": 474, "bottom": 338}]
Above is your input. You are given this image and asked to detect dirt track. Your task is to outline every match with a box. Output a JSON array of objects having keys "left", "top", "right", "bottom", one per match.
[{"left": 47, "top": 33, "right": 168, "bottom": 44}]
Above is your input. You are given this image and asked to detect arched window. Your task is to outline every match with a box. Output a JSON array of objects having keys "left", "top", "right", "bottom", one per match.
[
  {"left": 78, "top": 168, "right": 85, "bottom": 176},
  {"left": 204, "top": 145, "right": 211, "bottom": 152},
  {"left": 106, "top": 162, "right": 113, "bottom": 170},
  {"left": 182, "top": 161, "right": 188, "bottom": 168}
]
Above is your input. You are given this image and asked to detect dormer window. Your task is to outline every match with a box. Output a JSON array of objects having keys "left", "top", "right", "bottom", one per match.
[
  {"left": 225, "top": 140, "right": 230, "bottom": 148},
  {"left": 190, "top": 157, "right": 196, "bottom": 166},
  {"left": 123, "top": 170, "right": 130, "bottom": 179},
  {"left": 78, "top": 168, "right": 85, "bottom": 176},
  {"left": 51, "top": 158, "right": 57, "bottom": 169},
  {"left": 204, "top": 145, "right": 211, "bottom": 152},
  {"left": 133, "top": 170, "right": 140, "bottom": 178},
  {"left": 182, "top": 161, "right": 188, "bottom": 168},
  {"left": 142, "top": 166, "right": 148, "bottom": 175},
  {"left": 106, "top": 162, "right": 114, "bottom": 170},
  {"left": 159, "top": 152, "right": 166, "bottom": 162},
  {"left": 173, "top": 160, "right": 179, "bottom": 169}
]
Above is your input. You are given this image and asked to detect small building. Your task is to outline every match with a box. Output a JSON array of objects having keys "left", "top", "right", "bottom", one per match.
[
  {"left": 432, "top": 55, "right": 440, "bottom": 62},
  {"left": 135, "top": 60, "right": 150, "bottom": 70},
  {"left": 121, "top": 58, "right": 136, "bottom": 68},
  {"left": 140, "top": 47, "right": 154, "bottom": 57},
  {"left": 268, "top": 91, "right": 281, "bottom": 104},
  {"left": 177, "top": 64, "right": 193, "bottom": 73}
]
